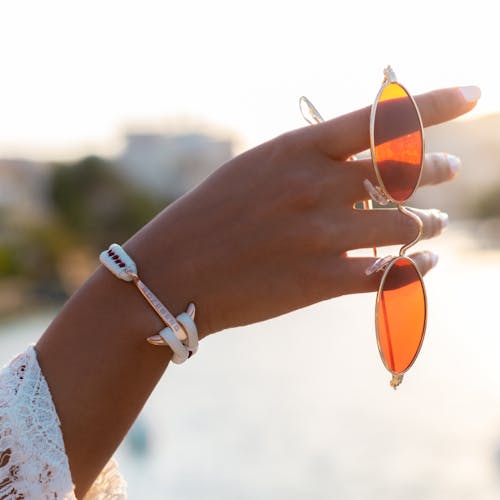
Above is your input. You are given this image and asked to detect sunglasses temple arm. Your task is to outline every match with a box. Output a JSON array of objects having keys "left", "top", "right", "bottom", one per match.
[
  {"left": 398, "top": 205, "right": 423, "bottom": 256},
  {"left": 362, "top": 199, "right": 377, "bottom": 257}
]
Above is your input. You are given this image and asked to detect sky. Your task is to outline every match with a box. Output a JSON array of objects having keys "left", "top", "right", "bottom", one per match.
[{"left": 0, "top": 0, "right": 497, "bottom": 161}]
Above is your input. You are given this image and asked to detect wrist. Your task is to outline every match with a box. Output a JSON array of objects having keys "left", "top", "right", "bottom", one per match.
[{"left": 123, "top": 202, "right": 213, "bottom": 340}]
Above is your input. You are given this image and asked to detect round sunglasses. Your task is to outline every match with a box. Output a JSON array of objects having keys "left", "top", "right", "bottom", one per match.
[{"left": 300, "top": 66, "right": 427, "bottom": 389}]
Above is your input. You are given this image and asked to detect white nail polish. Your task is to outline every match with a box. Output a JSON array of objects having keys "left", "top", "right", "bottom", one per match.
[
  {"left": 459, "top": 86, "right": 481, "bottom": 103},
  {"left": 440, "top": 211, "right": 449, "bottom": 230},
  {"left": 446, "top": 154, "right": 461, "bottom": 175},
  {"left": 429, "top": 252, "right": 439, "bottom": 268}
]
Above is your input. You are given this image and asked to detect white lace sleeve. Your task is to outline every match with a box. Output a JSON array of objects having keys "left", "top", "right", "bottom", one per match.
[{"left": 0, "top": 346, "right": 127, "bottom": 499}]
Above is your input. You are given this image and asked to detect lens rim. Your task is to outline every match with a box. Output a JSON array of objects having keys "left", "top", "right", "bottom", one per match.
[
  {"left": 375, "top": 255, "right": 427, "bottom": 376},
  {"left": 369, "top": 81, "right": 425, "bottom": 204}
]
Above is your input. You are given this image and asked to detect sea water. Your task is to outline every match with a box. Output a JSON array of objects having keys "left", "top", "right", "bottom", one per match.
[{"left": 1, "top": 226, "right": 500, "bottom": 499}]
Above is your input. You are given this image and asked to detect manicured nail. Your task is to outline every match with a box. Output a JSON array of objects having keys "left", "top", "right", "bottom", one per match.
[
  {"left": 430, "top": 209, "right": 449, "bottom": 231},
  {"left": 439, "top": 211, "right": 449, "bottom": 230},
  {"left": 459, "top": 86, "right": 481, "bottom": 103},
  {"left": 446, "top": 154, "right": 461, "bottom": 176},
  {"left": 428, "top": 252, "right": 439, "bottom": 269}
]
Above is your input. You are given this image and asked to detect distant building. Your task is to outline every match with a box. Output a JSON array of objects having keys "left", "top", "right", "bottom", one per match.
[
  {"left": 117, "top": 132, "right": 233, "bottom": 199},
  {"left": 0, "top": 159, "right": 50, "bottom": 226}
]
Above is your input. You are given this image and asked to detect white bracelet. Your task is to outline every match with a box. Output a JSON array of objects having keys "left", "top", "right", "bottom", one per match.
[
  {"left": 177, "top": 312, "right": 199, "bottom": 355},
  {"left": 100, "top": 243, "right": 200, "bottom": 363},
  {"left": 146, "top": 309, "right": 199, "bottom": 362},
  {"left": 99, "top": 243, "right": 137, "bottom": 281},
  {"left": 159, "top": 327, "right": 189, "bottom": 364},
  {"left": 100, "top": 244, "right": 185, "bottom": 340}
]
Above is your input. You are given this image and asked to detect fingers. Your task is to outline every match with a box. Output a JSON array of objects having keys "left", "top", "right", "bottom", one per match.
[
  {"left": 341, "top": 152, "right": 461, "bottom": 202},
  {"left": 417, "top": 86, "right": 481, "bottom": 128},
  {"left": 307, "top": 86, "right": 480, "bottom": 160},
  {"left": 344, "top": 207, "right": 448, "bottom": 251},
  {"left": 338, "top": 251, "right": 439, "bottom": 295},
  {"left": 420, "top": 153, "right": 461, "bottom": 185}
]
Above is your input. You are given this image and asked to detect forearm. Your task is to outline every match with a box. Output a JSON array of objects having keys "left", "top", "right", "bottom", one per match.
[{"left": 35, "top": 198, "right": 205, "bottom": 498}]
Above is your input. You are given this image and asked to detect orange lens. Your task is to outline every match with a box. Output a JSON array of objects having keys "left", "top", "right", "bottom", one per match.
[
  {"left": 372, "top": 83, "right": 423, "bottom": 203},
  {"left": 376, "top": 257, "right": 426, "bottom": 374}
]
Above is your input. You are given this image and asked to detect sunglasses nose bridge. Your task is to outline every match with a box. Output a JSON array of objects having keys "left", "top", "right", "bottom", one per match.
[
  {"left": 299, "top": 96, "right": 325, "bottom": 125},
  {"left": 397, "top": 205, "right": 424, "bottom": 256}
]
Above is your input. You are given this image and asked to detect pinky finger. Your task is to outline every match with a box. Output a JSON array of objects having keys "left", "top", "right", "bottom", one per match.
[{"left": 339, "top": 251, "right": 439, "bottom": 295}]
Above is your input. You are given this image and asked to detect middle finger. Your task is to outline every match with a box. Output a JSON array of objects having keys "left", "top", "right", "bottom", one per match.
[{"left": 337, "top": 152, "right": 461, "bottom": 203}]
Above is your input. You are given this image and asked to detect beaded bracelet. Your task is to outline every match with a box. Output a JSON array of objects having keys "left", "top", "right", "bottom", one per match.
[{"left": 99, "top": 243, "right": 199, "bottom": 364}]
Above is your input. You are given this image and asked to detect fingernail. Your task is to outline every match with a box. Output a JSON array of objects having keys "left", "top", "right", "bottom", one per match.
[
  {"left": 439, "top": 211, "right": 449, "bottom": 230},
  {"left": 446, "top": 154, "right": 461, "bottom": 176},
  {"left": 428, "top": 252, "right": 439, "bottom": 269},
  {"left": 459, "top": 86, "right": 481, "bottom": 103}
]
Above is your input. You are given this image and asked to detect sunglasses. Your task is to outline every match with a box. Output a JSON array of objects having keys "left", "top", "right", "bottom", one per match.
[{"left": 300, "top": 66, "right": 427, "bottom": 389}]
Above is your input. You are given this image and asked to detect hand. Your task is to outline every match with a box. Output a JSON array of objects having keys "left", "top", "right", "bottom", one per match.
[
  {"left": 38, "top": 87, "right": 479, "bottom": 494},
  {"left": 126, "top": 86, "right": 479, "bottom": 337}
]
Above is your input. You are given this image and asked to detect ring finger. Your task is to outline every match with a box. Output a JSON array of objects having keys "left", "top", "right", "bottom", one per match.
[{"left": 340, "top": 207, "right": 448, "bottom": 252}]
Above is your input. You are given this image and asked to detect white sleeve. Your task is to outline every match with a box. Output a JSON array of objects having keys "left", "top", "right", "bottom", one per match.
[{"left": 0, "top": 346, "right": 127, "bottom": 499}]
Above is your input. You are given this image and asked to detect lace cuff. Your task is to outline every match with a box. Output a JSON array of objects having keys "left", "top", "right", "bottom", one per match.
[{"left": 0, "top": 346, "right": 127, "bottom": 499}]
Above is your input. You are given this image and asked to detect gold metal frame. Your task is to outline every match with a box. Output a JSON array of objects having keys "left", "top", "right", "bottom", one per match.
[
  {"left": 369, "top": 68, "right": 427, "bottom": 388},
  {"left": 374, "top": 255, "right": 428, "bottom": 389},
  {"left": 299, "top": 66, "right": 428, "bottom": 389},
  {"left": 369, "top": 66, "right": 425, "bottom": 205}
]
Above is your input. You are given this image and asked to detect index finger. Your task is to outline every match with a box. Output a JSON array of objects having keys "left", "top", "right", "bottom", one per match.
[{"left": 307, "top": 86, "right": 480, "bottom": 160}]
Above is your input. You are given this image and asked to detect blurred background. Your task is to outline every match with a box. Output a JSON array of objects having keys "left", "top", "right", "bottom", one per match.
[{"left": 2, "top": 1, "right": 500, "bottom": 498}]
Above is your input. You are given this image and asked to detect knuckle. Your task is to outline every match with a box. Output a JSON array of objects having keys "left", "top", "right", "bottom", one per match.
[
  {"left": 296, "top": 184, "right": 322, "bottom": 210},
  {"left": 274, "top": 129, "right": 305, "bottom": 158},
  {"left": 284, "top": 172, "right": 322, "bottom": 211},
  {"left": 425, "top": 92, "right": 442, "bottom": 123},
  {"left": 298, "top": 216, "right": 333, "bottom": 253},
  {"left": 298, "top": 212, "right": 352, "bottom": 256},
  {"left": 263, "top": 132, "right": 303, "bottom": 178},
  {"left": 333, "top": 211, "right": 358, "bottom": 252},
  {"left": 268, "top": 134, "right": 325, "bottom": 212}
]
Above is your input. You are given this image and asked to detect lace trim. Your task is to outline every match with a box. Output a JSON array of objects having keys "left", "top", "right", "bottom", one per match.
[
  {"left": 0, "top": 346, "right": 127, "bottom": 499},
  {"left": 83, "top": 458, "right": 127, "bottom": 500}
]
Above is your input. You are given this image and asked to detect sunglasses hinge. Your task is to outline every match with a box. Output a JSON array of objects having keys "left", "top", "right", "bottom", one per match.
[{"left": 383, "top": 65, "right": 397, "bottom": 84}]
